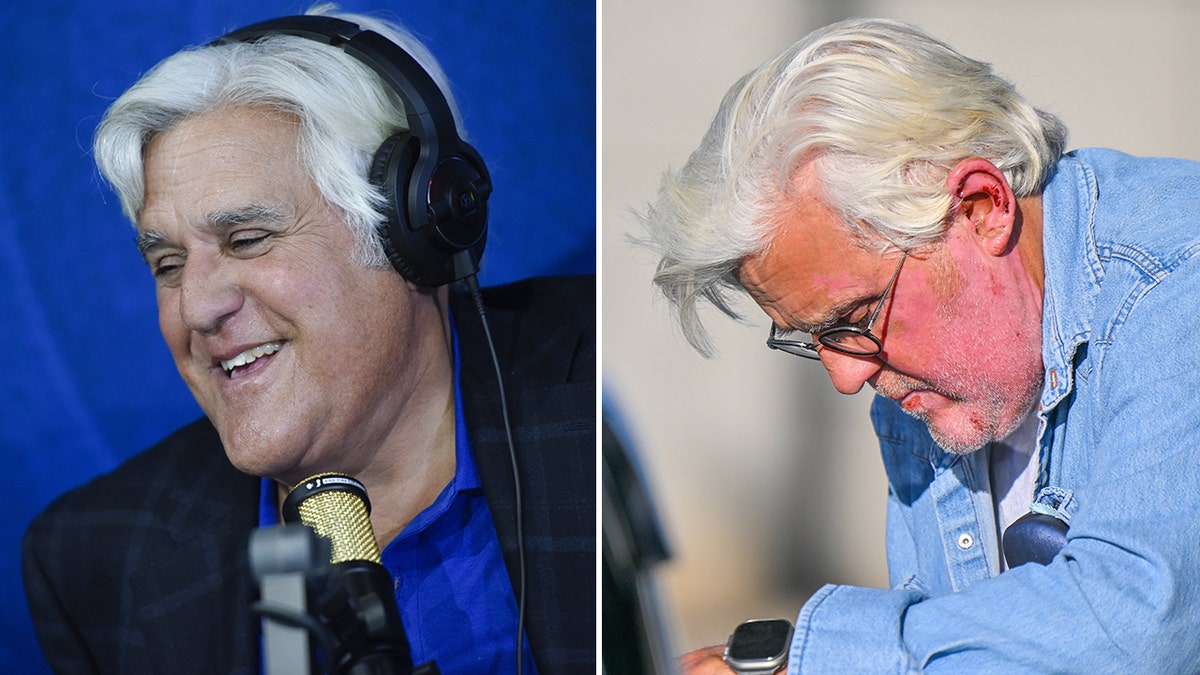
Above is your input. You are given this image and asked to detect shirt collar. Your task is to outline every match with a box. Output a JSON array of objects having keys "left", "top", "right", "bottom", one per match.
[{"left": 1038, "top": 151, "right": 1102, "bottom": 413}]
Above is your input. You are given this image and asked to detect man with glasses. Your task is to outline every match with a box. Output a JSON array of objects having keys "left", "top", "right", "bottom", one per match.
[
  {"left": 640, "top": 17, "right": 1200, "bottom": 673},
  {"left": 765, "top": 250, "right": 906, "bottom": 360}
]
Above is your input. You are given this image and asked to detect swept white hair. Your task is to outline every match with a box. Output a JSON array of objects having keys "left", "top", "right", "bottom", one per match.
[
  {"left": 94, "top": 4, "right": 462, "bottom": 268},
  {"left": 640, "top": 18, "right": 1067, "bottom": 355}
]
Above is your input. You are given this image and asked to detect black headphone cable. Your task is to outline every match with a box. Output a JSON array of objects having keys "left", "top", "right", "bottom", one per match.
[{"left": 462, "top": 263, "right": 526, "bottom": 675}]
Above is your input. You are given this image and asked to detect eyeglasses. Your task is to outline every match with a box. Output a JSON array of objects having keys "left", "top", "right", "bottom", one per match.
[{"left": 766, "top": 250, "right": 907, "bottom": 360}]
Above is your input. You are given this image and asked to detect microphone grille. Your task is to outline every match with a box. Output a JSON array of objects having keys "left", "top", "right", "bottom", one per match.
[{"left": 283, "top": 473, "right": 382, "bottom": 565}]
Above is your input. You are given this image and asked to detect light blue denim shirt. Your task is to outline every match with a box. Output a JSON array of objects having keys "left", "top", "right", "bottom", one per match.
[{"left": 789, "top": 149, "right": 1200, "bottom": 673}]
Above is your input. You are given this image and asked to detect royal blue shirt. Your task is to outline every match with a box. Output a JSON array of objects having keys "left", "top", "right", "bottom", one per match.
[{"left": 259, "top": 324, "right": 538, "bottom": 674}]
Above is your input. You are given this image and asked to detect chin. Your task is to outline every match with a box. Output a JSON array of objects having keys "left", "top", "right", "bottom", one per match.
[
  {"left": 224, "top": 447, "right": 287, "bottom": 480},
  {"left": 917, "top": 406, "right": 1004, "bottom": 456},
  {"left": 216, "top": 426, "right": 304, "bottom": 483},
  {"left": 927, "top": 425, "right": 992, "bottom": 456},
  {"left": 909, "top": 381, "right": 1039, "bottom": 455}
]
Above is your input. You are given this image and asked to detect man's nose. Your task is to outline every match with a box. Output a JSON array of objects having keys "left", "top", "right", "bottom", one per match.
[
  {"left": 819, "top": 348, "right": 883, "bottom": 395},
  {"left": 177, "top": 254, "right": 243, "bottom": 334}
]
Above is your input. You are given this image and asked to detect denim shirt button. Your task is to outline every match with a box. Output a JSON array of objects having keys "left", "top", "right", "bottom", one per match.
[{"left": 957, "top": 533, "right": 974, "bottom": 550}]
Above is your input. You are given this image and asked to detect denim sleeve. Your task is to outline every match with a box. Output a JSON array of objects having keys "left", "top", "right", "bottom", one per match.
[
  {"left": 789, "top": 582, "right": 928, "bottom": 673},
  {"left": 787, "top": 255, "right": 1200, "bottom": 673}
]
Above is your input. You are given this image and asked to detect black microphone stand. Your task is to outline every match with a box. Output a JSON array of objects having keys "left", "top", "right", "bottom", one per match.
[{"left": 250, "top": 524, "right": 440, "bottom": 675}]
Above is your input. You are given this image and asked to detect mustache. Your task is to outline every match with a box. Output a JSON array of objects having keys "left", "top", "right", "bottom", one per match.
[{"left": 871, "top": 369, "right": 964, "bottom": 403}]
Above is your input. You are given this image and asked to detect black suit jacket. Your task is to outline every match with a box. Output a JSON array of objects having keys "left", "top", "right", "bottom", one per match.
[{"left": 23, "top": 275, "right": 596, "bottom": 674}]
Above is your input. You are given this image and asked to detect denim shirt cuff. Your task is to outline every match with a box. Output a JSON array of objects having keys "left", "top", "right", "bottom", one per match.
[{"left": 789, "top": 583, "right": 928, "bottom": 674}]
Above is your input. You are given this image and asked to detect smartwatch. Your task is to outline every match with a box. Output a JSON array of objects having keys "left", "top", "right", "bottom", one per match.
[{"left": 722, "top": 618, "right": 794, "bottom": 674}]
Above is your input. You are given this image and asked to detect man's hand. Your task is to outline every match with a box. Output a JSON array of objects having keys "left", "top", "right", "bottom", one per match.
[
  {"left": 678, "top": 644, "right": 789, "bottom": 674},
  {"left": 677, "top": 645, "right": 733, "bottom": 674}
]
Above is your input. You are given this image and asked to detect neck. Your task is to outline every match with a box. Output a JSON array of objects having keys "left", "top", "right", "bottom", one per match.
[
  {"left": 364, "top": 389, "right": 457, "bottom": 548},
  {"left": 1014, "top": 194, "right": 1046, "bottom": 296},
  {"left": 275, "top": 288, "right": 459, "bottom": 551},
  {"left": 274, "top": 388, "right": 457, "bottom": 552}
]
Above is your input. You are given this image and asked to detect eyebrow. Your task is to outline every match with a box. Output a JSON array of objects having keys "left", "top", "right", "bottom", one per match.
[
  {"left": 135, "top": 230, "right": 169, "bottom": 260},
  {"left": 135, "top": 204, "right": 288, "bottom": 260},
  {"left": 788, "top": 295, "right": 867, "bottom": 334},
  {"left": 206, "top": 204, "right": 288, "bottom": 229}
]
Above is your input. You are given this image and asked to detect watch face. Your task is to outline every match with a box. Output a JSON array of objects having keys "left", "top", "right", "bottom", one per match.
[{"left": 726, "top": 619, "right": 793, "bottom": 661}]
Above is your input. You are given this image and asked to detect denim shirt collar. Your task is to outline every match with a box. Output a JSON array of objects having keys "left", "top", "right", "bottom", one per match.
[{"left": 1038, "top": 152, "right": 1102, "bottom": 418}]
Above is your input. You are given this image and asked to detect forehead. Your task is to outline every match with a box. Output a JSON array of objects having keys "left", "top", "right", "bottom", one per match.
[
  {"left": 737, "top": 187, "right": 885, "bottom": 329},
  {"left": 139, "top": 107, "right": 306, "bottom": 230}
]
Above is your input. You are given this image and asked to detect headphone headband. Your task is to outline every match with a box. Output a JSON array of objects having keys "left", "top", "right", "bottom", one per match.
[{"left": 216, "top": 15, "right": 490, "bottom": 286}]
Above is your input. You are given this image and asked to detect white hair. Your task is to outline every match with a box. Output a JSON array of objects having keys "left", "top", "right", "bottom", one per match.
[
  {"left": 639, "top": 18, "right": 1068, "bottom": 355},
  {"left": 93, "top": 4, "right": 463, "bottom": 268}
]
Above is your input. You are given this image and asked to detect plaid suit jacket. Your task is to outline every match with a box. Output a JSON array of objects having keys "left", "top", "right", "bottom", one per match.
[{"left": 23, "top": 274, "right": 596, "bottom": 674}]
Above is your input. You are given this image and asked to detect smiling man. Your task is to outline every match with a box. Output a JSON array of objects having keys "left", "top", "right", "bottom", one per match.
[
  {"left": 138, "top": 106, "right": 455, "bottom": 511},
  {"left": 640, "top": 17, "right": 1200, "bottom": 674},
  {"left": 22, "top": 8, "right": 594, "bottom": 675}
]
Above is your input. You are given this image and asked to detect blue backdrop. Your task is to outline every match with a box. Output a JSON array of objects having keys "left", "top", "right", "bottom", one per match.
[{"left": 0, "top": 1, "right": 595, "bottom": 670}]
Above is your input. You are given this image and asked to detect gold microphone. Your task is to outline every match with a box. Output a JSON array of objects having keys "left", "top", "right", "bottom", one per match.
[
  {"left": 284, "top": 473, "right": 381, "bottom": 564},
  {"left": 282, "top": 473, "right": 416, "bottom": 675}
]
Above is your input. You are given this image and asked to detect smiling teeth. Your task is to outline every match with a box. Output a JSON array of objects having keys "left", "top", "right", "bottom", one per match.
[{"left": 221, "top": 342, "right": 282, "bottom": 373}]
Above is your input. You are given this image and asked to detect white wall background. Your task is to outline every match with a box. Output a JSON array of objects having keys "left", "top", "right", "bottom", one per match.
[{"left": 601, "top": 0, "right": 1200, "bottom": 653}]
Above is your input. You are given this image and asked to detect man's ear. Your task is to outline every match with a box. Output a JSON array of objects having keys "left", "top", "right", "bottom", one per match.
[{"left": 946, "top": 157, "right": 1017, "bottom": 256}]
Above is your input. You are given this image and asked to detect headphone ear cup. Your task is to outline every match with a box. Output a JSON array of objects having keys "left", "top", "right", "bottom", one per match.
[
  {"left": 424, "top": 154, "right": 489, "bottom": 251},
  {"left": 369, "top": 132, "right": 426, "bottom": 284},
  {"left": 369, "top": 132, "right": 489, "bottom": 287}
]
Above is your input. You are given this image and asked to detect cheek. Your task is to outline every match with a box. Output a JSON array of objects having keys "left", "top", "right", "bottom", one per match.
[
  {"left": 928, "top": 264, "right": 1035, "bottom": 387},
  {"left": 254, "top": 251, "right": 366, "bottom": 323},
  {"left": 884, "top": 257, "right": 990, "bottom": 383},
  {"left": 156, "top": 290, "right": 189, "bottom": 356},
  {"left": 296, "top": 267, "right": 414, "bottom": 358},
  {"left": 887, "top": 264, "right": 956, "bottom": 353}
]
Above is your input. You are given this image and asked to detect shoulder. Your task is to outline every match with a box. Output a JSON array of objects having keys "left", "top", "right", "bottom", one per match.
[
  {"left": 26, "top": 417, "right": 256, "bottom": 545},
  {"left": 23, "top": 418, "right": 261, "bottom": 673},
  {"left": 453, "top": 275, "right": 595, "bottom": 487},
  {"left": 452, "top": 274, "right": 595, "bottom": 382},
  {"left": 1055, "top": 149, "right": 1200, "bottom": 252},
  {"left": 455, "top": 274, "right": 595, "bottom": 332}
]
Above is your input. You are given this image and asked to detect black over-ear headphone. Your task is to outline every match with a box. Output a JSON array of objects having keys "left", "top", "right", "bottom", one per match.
[{"left": 216, "top": 15, "right": 491, "bottom": 287}]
